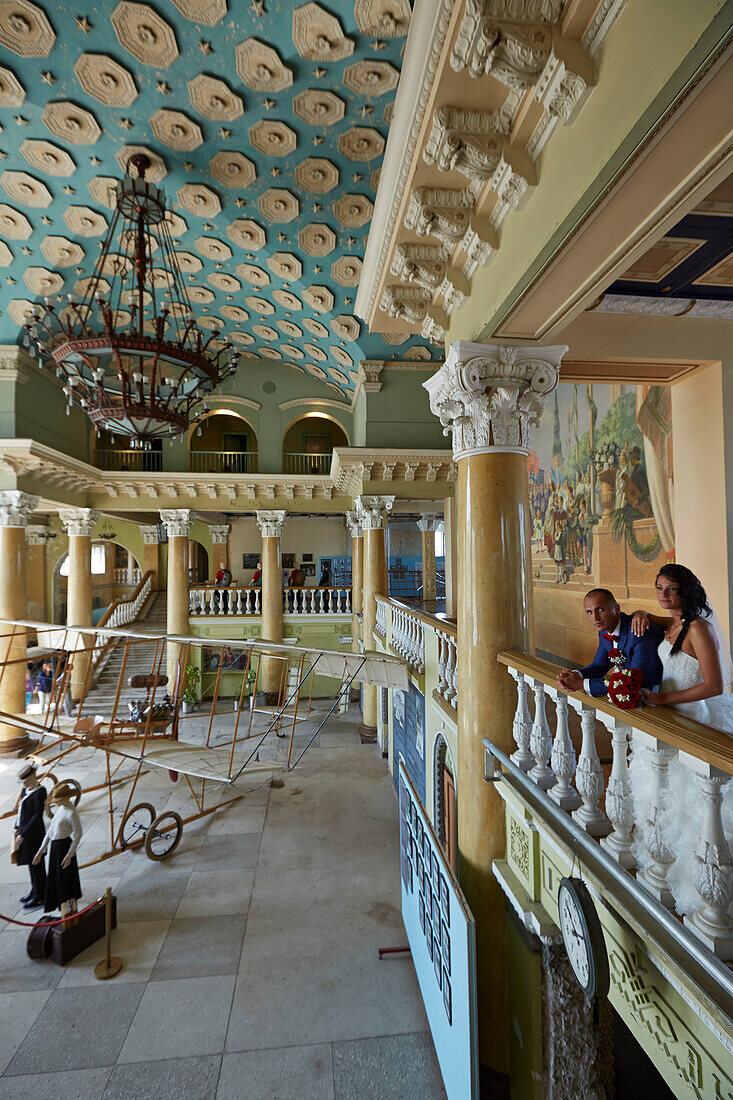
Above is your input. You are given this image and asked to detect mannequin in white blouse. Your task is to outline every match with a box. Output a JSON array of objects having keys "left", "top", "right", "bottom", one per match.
[{"left": 34, "top": 784, "right": 82, "bottom": 916}]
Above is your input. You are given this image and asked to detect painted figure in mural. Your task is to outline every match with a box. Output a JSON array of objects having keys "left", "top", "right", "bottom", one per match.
[
  {"left": 552, "top": 526, "right": 566, "bottom": 584},
  {"left": 14, "top": 763, "right": 47, "bottom": 910},
  {"left": 575, "top": 498, "right": 591, "bottom": 574},
  {"left": 629, "top": 564, "right": 733, "bottom": 916},
  {"left": 556, "top": 588, "right": 663, "bottom": 697},
  {"left": 34, "top": 780, "right": 83, "bottom": 917},
  {"left": 621, "top": 446, "right": 652, "bottom": 517}
]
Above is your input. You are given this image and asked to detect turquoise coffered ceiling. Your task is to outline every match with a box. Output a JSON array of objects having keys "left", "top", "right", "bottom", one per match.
[{"left": 0, "top": 0, "right": 433, "bottom": 398}]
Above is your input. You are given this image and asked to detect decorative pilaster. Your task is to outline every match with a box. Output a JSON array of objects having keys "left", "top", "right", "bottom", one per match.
[
  {"left": 256, "top": 510, "right": 286, "bottom": 696},
  {"left": 60, "top": 508, "right": 100, "bottom": 702},
  {"left": 160, "top": 509, "right": 194, "bottom": 689},
  {"left": 26, "top": 525, "right": 51, "bottom": 623},
  {"left": 0, "top": 492, "right": 38, "bottom": 753},
  {"left": 346, "top": 509, "right": 363, "bottom": 655},
  {"left": 418, "top": 513, "right": 439, "bottom": 602},
  {"left": 423, "top": 340, "right": 565, "bottom": 1079},
  {"left": 355, "top": 494, "right": 394, "bottom": 741},
  {"left": 26, "top": 524, "right": 52, "bottom": 546},
  {"left": 209, "top": 523, "right": 232, "bottom": 572},
  {"left": 139, "top": 523, "right": 160, "bottom": 591}
]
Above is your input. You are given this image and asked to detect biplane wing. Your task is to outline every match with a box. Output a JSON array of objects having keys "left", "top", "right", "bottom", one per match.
[{"left": 103, "top": 737, "right": 275, "bottom": 782}]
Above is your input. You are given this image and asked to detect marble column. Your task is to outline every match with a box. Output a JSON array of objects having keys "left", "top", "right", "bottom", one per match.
[
  {"left": 139, "top": 524, "right": 160, "bottom": 590},
  {"left": 418, "top": 514, "right": 439, "bottom": 603},
  {"left": 0, "top": 492, "right": 38, "bottom": 754},
  {"left": 425, "top": 341, "right": 566, "bottom": 1085},
  {"left": 444, "top": 495, "right": 458, "bottom": 619},
  {"left": 346, "top": 509, "right": 363, "bottom": 655},
  {"left": 160, "top": 510, "right": 194, "bottom": 692},
  {"left": 60, "top": 508, "right": 99, "bottom": 702},
  {"left": 256, "top": 511, "right": 286, "bottom": 699},
  {"left": 26, "top": 525, "right": 51, "bottom": 622},
  {"left": 355, "top": 495, "right": 394, "bottom": 742},
  {"left": 209, "top": 524, "right": 231, "bottom": 574}
]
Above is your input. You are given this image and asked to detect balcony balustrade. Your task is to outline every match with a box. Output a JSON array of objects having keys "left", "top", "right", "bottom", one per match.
[
  {"left": 282, "top": 452, "right": 331, "bottom": 476},
  {"left": 189, "top": 586, "right": 352, "bottom": 617},
  {"left": 188, "top": 450, "right": 257, "bottom": 474},
  {"left": 95, "top": 449, "right": 162, "bottom": 472}
]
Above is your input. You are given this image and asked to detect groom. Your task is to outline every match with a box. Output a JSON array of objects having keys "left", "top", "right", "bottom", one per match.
[{"left": 557, "top": 588, "right": 663, "bottom": 697}]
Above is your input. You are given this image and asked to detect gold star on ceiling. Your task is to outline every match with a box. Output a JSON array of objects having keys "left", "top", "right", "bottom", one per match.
[
  {"left": 89, "top": 155, "right": 101, "bottom": 166},
  {"left": 371, "top": 39, "right": 386, "bottom": 50},
  {"left": 270, "top": 166, "right": 281, "bottom": 177},
  {"left": 235, "top": 197, "right": 247, "bottom": 207},
  {"left": 312, "top": 202, "right": 321, "bottom": 212},
  {"left": 360, "top": 105, "right": 374, "bottom": 118},
  {"left": 203, "top": 223, "right": 215, "bottom": 230},
  {"left": 41, "top": 71, "right": 55, "bottom": 85},
  {"left": 313, "top": 265, "right": 321, "bottom": 273},
  {"left": 157, "top": 80, "right": 171, "bottom": 95},
  {"left": 219, "top": 127, "right": 231, "bottom": 138},
  {"left": 120, "top": 118, "right": 133, "bottom": 130},
  {"left": 63, "top": 185, "right": 75, "bottom": 195},
  {"left": 14, "top": 116, "right": 28, "bottom": 126},
  {"left": 251, "top": 0, "right": 265, "bottom": 15},
  {"left": 352, "top": 173, "right": 362, "bottom": 182},
  {"left": 263, "top": 98, "right": 275, "bottom": 110},
  {"left": 74, "top": 267, "right": 83, "bottom": 274},
  {"left": 0, "top": 150, "right": 6, "bottom": 160},
  {"left": 76, "top": 15, "right": 93, "bottom": 32},
  {"left": 184, "top": 162, "right": 194, "bottom": 172},
  {"left": 199, "top": 40, "right": 213, "bottom": 55},
  {"left": 313, "top": 68, "right": 326, "bottom": 79},
  {"left": 5, "top": 276, "right": 15, "bottom": 285},
  {"left": 276, "top": 233, "right": 287, "bottom": 242},
  {"left": 21, "top": 247, "right": 32, "bottom": 256},
  {"left": 344, "top": 298, "right": 353, "bottom": 305},
  {"left": 312, "top": 135, "right": 324, "bottom": 146},
  {"left": 41, "top": 215, "right": 52, "bottom": 225}
]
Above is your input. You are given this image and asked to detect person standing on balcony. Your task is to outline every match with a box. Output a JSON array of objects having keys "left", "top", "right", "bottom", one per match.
[
  {"left": 251, "top": 561, "right": 262, "bottom": 587},
  {"left": 214, "top": 560, "right": 232, "bottom": 613}
]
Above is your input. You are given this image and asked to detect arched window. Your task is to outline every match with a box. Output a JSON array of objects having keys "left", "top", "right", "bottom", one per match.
[
  {"left": 59, "top": 544, "right": 107, "bottom": 577},
  {"left": 433, "top": 733, "right": 457, "bottom": 870}
]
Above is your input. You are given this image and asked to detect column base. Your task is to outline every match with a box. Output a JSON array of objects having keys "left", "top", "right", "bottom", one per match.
[
  {"left": 638, "top": 867, "right": 675, "bottom": 909},
  {"left": 0, "top": 733, "right": 36, "bottom": 757},
  {"left": 683, "top": 911, "right": 733, "bottom": 960},
  {"left": 600, "top": 833, "right": 636, "bottom": 870},
  {"left": 358, "top": 723, "right": 377, "bottom": 744}
]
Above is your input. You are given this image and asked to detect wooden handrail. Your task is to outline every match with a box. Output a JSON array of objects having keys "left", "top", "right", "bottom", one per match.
[
  {"left": 498, "top": 649, "right": 733, "bottom": 775},
  {"left": 95, "top": 570, "right": 155, "bottom": 630},
  {"left": 375, "top": 594, "right": 456, "bottom": 637}
]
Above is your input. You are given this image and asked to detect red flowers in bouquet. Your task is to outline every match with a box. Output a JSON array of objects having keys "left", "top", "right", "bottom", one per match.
[{"left": 608, "top": 667, "right": 643, "bottom": 709}]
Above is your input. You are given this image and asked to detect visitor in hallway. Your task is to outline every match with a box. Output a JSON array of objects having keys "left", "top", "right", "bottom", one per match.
[{"left": 35, "top": 661, "right": 53, "bottom": 712}]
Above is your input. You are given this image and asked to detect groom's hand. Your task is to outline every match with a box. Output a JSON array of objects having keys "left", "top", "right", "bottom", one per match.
[{"left": 557, "top": 670, "right": 583, "bottom": 692}]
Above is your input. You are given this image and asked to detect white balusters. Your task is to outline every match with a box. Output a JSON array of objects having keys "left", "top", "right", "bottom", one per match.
[
  {"left": 529, "top": 681, "right": 555, "bottom": 790},
  {"left": 599, "top": 716, "right": 635, "bottom": 869},
  {"left": 637, "top": 735, "right": 676, "bottom": 907},
  {"left": 547, "top": 689, "right": 580, "bottom": 810},
  {"left": 681, "top": 757, "right": 733, "bottom": 959},
  {"left": 509, "top": 670, "right": 534, "bottom": 772},
  {"left": 571, "top": 704, "right": 609, "bottom": 836}
]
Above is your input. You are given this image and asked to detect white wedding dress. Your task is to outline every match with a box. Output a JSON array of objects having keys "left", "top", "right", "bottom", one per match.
[{"left": 629, "top": 637, "right": 733, "bottom": 916}]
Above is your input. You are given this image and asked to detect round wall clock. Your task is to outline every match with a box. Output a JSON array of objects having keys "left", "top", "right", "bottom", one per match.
[{"left": 558, "top": 876, "right": 610, "bottom": 999}]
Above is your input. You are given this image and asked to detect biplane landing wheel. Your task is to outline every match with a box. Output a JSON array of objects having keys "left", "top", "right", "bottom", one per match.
[
  {"left": 45, "top": 777, "right": 81, "bottom": 817},
  {"left": 144, "top": 811, "right": 183, "bottom": 861},
  {"left": 120, "top": 802, "right": 155, "bottom": 849}
]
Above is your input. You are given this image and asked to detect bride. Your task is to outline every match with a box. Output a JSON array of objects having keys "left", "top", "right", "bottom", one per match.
[{"left": 630, "top": 563, "right": 733, "bottom": 916}]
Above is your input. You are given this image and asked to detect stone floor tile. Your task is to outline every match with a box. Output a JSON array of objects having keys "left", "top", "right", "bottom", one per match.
[
  {"left": 194, "top": 832, "right": 261, "bottom": 871},
  {"left": 175, "top": 869, "right": 255, "bottom": 919},
  {"left": 216, "top": 1045, "right": 334, "bottom": 1100},
  {"left": 151, "top": 913, "right": 246, "bottom": 980},
  {"left": 0, "top": 992, "right": 52, "bottom": 1076},
  {"left": 117, "top": 976, "right": 235, "bottom": 1063},
  {"left": 114, "top": 871, "right": 189, "bottom": 922},
  {"left": 6, "top": 985, "right": 144, "bottom": 1075},
  {"left": 332, "top": 1033, "right": 446, "bottom": 1099},
  {"left": 59, "top": 920, "right": 170, "bottom": 987},
  {"left": 0, "top": 931, "right": 65, "bottom": 993},
  {"left": 0, "top": 1067, "right": 111, "bottom": 1099},
  {"left": 103, "top": 1055, "right": 220, "bottom": 1099}
]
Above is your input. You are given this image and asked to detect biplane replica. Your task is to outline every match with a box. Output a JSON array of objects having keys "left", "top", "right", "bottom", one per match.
[{"left": 0, "top": 617, "right": 407, "bottom": 867}]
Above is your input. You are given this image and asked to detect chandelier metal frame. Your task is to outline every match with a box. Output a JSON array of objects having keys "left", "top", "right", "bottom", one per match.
[{"left": 24, "top": 153, "right": 237, "bottom": 445}]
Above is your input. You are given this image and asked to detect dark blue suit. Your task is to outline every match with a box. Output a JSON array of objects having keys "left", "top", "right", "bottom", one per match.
[{"left": 579, "top": 612, "right": 663, "bottom": 697}]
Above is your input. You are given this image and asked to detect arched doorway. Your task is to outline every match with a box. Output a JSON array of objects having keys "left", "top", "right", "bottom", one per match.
[
  {"left": 434, "top": 734, "right": 457, "bottom": 871},
  {"left": 282, "top": 414, "right": 348, "bottom": 475},
  {"left": 188, "top": 411, "right": 258, "bottom": 473}
]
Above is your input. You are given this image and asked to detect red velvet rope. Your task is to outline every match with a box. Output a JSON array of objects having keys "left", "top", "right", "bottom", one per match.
[{"left": 0, "top": 897, "right": 103, "bottom": 928}]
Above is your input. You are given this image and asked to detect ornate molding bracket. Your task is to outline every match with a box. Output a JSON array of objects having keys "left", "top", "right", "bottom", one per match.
[
  {"left": 60, "top": 507, "right": 99, "bottom": 538},
  {"left": 424, "top": 341, "right": 567, "bottom": 458},
  {"left": 26, "top": 524, "right": 52, "bottom": 545},
  {"left": 417, "top": 514, "right": 441, "bottom": 532},
  {"left": 256, "top": 509, "right": 287, "bottom": 538},
  {"left": 159, "top": 509, "right": 195, "bottom": 538},
  {"left": 208, "top": 523, "right": 231, "bottom": 544},
  {"left": 357, "top": 360, "right": 384, "bottom": 393},
  {"left": 355, "top": 495, "right": 395, "bottom": 530},
  {"left": 0, "top": 491, "right": 38, "bottom": 527},
  {"left": 139, "top": 524, "right": 160, "bottom": 545}
]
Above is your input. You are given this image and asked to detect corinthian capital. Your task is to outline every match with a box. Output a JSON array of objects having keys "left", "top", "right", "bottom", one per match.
[
  {"left": 209, "top": 524, "right": 231, "bottom": 545},
  {"left": 60, "top": 508, "right": 99, "bottom": 538},
  {"left": 26, "top": 524, "right": 52, "bottom": 545},
  {"left": 159, "top": 509, "right": 194, "bottom": 538},
  {"left": 256, "top": 510, "right": 286, "bottom": 538},
  {"left": 424, "top": 341, "right": 566, "bottom": 458},
  {"left": 355, "top": 495, "right": 394, "bottom": 530},
  {"left": 0, "top": 491, "right": 38, "bottom": 528},
  {"left": 139, "top": 524, "right": 160, "bottom": 545},
  {"left": 345, "top": 509, "right": 362, "bottom": 538}
]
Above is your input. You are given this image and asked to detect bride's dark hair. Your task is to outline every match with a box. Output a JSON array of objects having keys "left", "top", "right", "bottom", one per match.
[{"left": 656, "top": 564, "right": 712, "bottom": 655}]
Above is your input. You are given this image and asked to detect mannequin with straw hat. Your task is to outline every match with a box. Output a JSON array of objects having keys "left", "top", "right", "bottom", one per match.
[
  {"left": 14, "top": 762, "right": 47, "bottom": 910},
  {"left": 33, "top": 780, "right": 83, "bottom": 917}
]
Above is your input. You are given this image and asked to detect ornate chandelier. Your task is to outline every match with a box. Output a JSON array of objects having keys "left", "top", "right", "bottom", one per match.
[{"left": 24, "top": 153, "right": 237, "bottom": 445}]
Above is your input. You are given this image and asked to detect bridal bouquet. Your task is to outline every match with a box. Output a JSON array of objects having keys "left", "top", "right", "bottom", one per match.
[{"left": 606, "top": 646, "right": 643, "bottom": 709}]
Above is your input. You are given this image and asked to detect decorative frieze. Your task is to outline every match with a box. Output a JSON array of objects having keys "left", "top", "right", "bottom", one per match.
[
  {"left": 0, "top": 491, "right": 38, "bottom": 527},
  {"left": 355, "top": 495, "right": 394, "bottom": 531},
  {"left": 380, "top": 285, "right": 430, "bottom": 325},
  {"left": 26, "top": 524, "right": 51, "bottom": 545},
  {"left": 256, "top": 510, "right": 286, "bottom": 538},
  {"left": 208, "top": 523, "right": 231, "bottom": 545},
  {"left": 424, "top": 341, "right": 566, "bottom": 457},
  {"left": 139, "top": 524, "right": 159, "bottom": 545},
  {"left": 60, "top": 507, "right": 99, "bottom": 538},
  {"left": 159, "top": 509, "right": 194, "bottom": 538}
]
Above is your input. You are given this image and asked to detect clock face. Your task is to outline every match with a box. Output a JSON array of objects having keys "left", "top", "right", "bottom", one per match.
[{"left": 559, "top": 884, "right": 592, "bottom": 991}]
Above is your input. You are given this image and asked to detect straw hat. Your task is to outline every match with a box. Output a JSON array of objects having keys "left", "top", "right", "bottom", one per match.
[
  {"left": 17, "top": 761, "right": 37, "bottom": 781},
  {"left": 48, "top": 780, "right": 78, "bottom": 803}
]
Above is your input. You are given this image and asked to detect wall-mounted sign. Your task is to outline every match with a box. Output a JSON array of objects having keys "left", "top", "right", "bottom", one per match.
[{"left": 399, "top": 763, "right": 478, "bottom": 1100}]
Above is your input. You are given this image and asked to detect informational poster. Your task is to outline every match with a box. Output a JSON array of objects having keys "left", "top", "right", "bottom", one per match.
[
  {"left": 392, "top": 685, "right": 426, "bottom": 803},
  {"left": 399, "top": 764, "right": 478, "bottom": 1100}
]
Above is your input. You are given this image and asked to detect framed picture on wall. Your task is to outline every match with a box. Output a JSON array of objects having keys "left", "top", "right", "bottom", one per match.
[
  {"left": 302, "top": 553, "right": 313, "bottom": 562},
  {"left": 282, "top": 553, "right": 296, "bottom": 569},
  {"left": 242, "top": 553, "right": 259, "bottom": 569},
  {"left": 302, "top": 563, "right": 316, "bottom": 577}
]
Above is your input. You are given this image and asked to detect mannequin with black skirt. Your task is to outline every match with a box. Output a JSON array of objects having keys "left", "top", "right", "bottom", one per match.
[
  {"left": 14, "top": 762, "right": 47, "bottom": 910},
  {"left": 33, "top": 780, "right": 82, "bottom": 917}
]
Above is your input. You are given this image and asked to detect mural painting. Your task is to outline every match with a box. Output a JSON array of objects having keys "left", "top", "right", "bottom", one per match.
[{"left": 527, "top": 384, "right": 674, "bottom": 661}]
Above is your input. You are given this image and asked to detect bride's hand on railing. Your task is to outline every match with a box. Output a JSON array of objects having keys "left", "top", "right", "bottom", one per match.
[
  {"left": 631, "top": 609, "right": 650, "bottom": 636},
  {"left": 640, "top": 687, "right": 665, "bottom": 706}
]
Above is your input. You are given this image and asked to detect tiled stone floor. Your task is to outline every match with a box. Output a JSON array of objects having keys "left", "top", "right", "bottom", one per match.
[{"left": 0, "top": 706, "right": 446, "bottom": 1098}]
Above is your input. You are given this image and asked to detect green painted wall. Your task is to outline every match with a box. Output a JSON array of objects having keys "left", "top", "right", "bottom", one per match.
[{"left": 363, "top": 367, "right": 446, "bottom": 450}]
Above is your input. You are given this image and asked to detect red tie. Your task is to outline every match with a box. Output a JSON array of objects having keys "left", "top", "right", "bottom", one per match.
[{"left": 602, "top": 633, "right": 616, "bottom": 642}]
